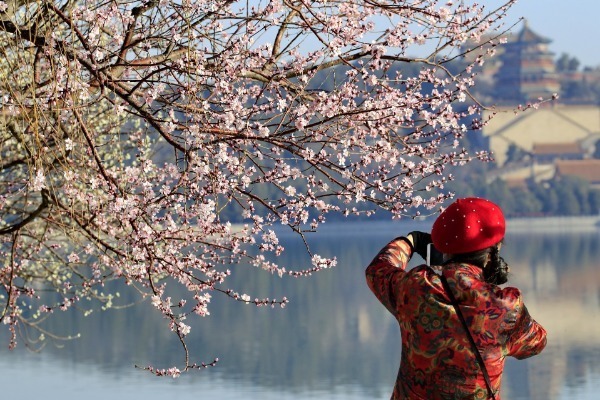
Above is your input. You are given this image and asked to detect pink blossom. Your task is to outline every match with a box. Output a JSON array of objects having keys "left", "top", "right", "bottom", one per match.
[{"left": 0, "top": 0, "right": 520, "bottom": 375}]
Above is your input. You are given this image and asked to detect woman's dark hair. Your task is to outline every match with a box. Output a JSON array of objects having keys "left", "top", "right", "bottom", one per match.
[
  {"left": 448, "top": 242, "right": 509, "bottom": 285},
  {"left": 484, "top": 245, "right": 509, "bottom": 285},
  {"left": 450, "top": 248, "right": 490, "bottom": 269}
]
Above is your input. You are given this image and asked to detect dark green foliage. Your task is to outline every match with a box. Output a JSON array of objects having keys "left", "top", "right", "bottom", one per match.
[
  {"left": 593, "top": 140, "right": 600, "bottom": 159},
  {"left": 445, "top": 160, "right": 600, "bottom": 217},
  {"left": 505, "top": 143, "right": 530, "bottom": 164},
  {"left": 556, "top": 53, "right": 581, "bottom": 72},
  {"left": 480, "top": 176, "right": 599, "bottom": 217}
]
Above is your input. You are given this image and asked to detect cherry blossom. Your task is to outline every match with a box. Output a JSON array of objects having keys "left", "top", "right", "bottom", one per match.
[{"left": 0, "top": 0, "right": 530, "bottom": 375}]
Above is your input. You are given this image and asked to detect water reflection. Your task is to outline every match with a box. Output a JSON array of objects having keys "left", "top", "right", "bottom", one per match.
[
  {"left": 500, "top": 228, "right": 600, "bottom": 400},
  {"left": 1, "top": 220, "right": 599, "bottom": 399}
]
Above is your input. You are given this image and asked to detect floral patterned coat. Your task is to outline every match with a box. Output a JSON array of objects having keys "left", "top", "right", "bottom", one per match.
[{"left": 365, "top": 238, "right": 547, "bottom": 400}]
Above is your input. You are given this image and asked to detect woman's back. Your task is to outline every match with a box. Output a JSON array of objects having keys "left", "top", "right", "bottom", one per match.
[{"left": 366, "top": 234, "right": 546, "bottom": 399}]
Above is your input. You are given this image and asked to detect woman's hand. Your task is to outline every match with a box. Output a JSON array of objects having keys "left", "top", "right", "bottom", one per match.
[{"left": 408, "top": 231, "right": 444, "bottom": 265}]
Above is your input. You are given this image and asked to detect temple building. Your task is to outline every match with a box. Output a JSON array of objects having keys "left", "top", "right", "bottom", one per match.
[
  {"left": 494, "top": 21, "right": 560, "bottom": 103},
  {"left": 482, "top": 104, "right": 600, "bottom": 187},
  {"left": 474, "top": 22, "right": 600, "bottom": 188}
]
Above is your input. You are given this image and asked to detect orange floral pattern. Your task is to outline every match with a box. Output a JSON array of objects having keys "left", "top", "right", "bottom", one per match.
[{"left": 366, "top": 238, "right": 547, "bottom": 399}]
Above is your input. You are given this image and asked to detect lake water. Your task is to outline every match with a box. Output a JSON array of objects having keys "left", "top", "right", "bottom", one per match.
[{"left": 1, "top": 219, "right": 599, "bottom": 399}]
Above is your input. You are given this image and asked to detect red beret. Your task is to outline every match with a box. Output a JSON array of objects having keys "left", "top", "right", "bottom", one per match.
[{"left": 431, "top": 197, "right": 505, "bottom": 254}]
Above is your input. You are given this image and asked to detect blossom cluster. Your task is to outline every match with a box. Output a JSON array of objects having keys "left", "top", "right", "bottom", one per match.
[{"left": 0, "top": 0, "right": 519, "bottom": 373}]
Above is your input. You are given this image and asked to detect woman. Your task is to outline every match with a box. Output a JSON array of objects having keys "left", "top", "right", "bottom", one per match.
[{"left": 366, "top": 197, "right": 547, "bottom": 399}]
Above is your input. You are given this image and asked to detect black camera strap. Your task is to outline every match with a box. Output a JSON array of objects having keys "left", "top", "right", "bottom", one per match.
[{"left": 440, "top": 275, "right": 497, "bottom": 400}]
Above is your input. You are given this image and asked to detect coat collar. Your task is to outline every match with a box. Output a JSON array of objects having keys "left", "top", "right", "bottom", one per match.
[{"left": 442, "top": 262, "right": 485, "bottom": 282}]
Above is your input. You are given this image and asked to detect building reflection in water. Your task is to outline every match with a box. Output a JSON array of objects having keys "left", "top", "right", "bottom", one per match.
[{"left": 501, "top": 229, "right": 600, "bottom": 400}]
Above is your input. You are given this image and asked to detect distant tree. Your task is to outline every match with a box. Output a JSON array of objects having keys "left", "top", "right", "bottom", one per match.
[
  {"left": 505, "top": 143, "right": 529, "bottom": 164},
  {"left": 589, "top": 80, "right": 600, "bottom": 104},
  {"left": 511, "top": 187, "right": 543, "bottom": 216},
  {"left": 444, "top": 166, "right": 486, "bottom": 201},
  {"left": 560, "top": 80, "right": 595, "bottom": 103},
  {"left": 554, "top": 178, "right": 583, "bottom": 215},
  {"left": 566, "top": 176, "right": 593, "bottom": 215},
  {"left": 556, "top": 53, "right": 570, "bottom": 72},
  {"left": 589, "top": 190, "right": 600, "bottom": 214},
  {"left": 594, "top": 142, "right": 600, "bottom": 160},
  {"left": 556, "top": 53, "right": 581, "bottom": 72},
  {"left": 540, "top": 186, "right": 560, "bottom": 215},
  {"left": 480, "top": 178, "right": 517, "bottom": 212},
  {"left": 569, "top": 57, "right": 581, "bottom": 72}
]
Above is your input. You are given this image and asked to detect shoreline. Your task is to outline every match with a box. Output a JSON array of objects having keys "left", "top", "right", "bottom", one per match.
[
  {"left": 506, "top": 215, "right": 600, "bottom": 233},
  {"left": 230, "top": 215, "right": 600, "bottom": 236}
]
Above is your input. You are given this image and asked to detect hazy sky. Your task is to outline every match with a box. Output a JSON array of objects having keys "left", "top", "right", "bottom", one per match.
[{"left": 501, "top": 0, "right": 600, "bottom": 67}]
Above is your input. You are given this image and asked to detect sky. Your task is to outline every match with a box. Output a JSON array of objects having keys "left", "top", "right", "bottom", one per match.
[{"left": 499, "top": 0, "right": 600, "bottom": 68}]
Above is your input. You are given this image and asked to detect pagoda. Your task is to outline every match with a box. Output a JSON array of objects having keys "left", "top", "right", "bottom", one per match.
[{"left": 494, "top": 21, "right": 560, "bottom": 103}]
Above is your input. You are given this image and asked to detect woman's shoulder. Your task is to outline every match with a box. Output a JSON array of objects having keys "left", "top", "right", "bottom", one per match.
[
  {"left": 407, "top": 264, "right": 443, "bottom": 280},
  {"left": 492, "top": 285, "right": 524, "bottom": 307},
  {"left": 403, "top": 264, "right": 447, "bottom": 295}
]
